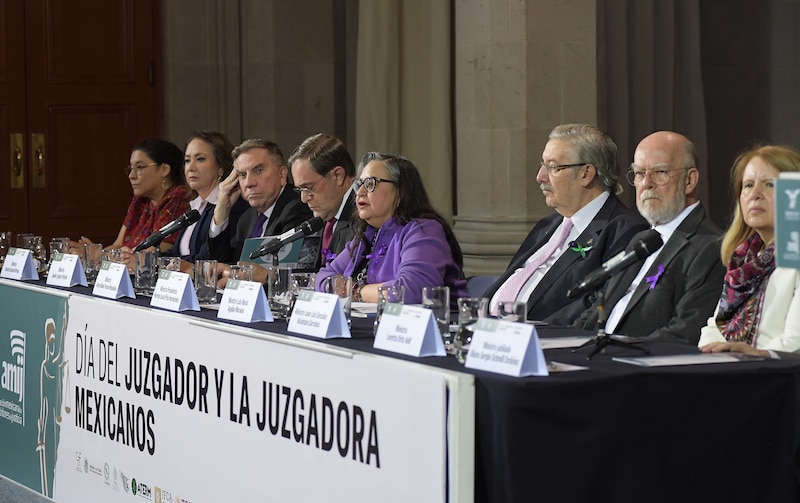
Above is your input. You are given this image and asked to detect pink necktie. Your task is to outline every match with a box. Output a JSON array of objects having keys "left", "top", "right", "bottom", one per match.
[{"left": 492, "top": 218, "right": 574, "bottom": 314}]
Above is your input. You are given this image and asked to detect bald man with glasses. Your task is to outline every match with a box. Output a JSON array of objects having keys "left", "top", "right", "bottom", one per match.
[{"left": 572, "top": 131, "right": 725, "bottom": 344}]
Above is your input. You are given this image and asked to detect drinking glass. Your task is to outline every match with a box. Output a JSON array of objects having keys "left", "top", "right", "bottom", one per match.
[
  {"left": 229, "top": 264, "right": 254, "bottom": 281},
  {"left": 374, "top": 284, "right": 405, "bottom": 335},
  {"left": 194, "top": 259, "right": 219, "bottom": 304},
  {"left": 291, "top": 272, "right": 316, "bottom": 293},
  {"left": 496, "top": 300, "right": 526, "bottom": 323},
  {"left": 454, "top": 297, "right": 488, "bottom": 363},
  {"left": 0, "top": 231, "right": 11, "bottom": 264},
  {"left": 47, "top": 237, "right": 70, "bottom": 272},
  {"left": 22, "top": 235, "right": 46, "bottom": 273},
  {"left": 103, "top": 248, "right": 124, "bottom": 263},
  {"left": 422, "top": 286, "right": 451, "bottom": 349},
  {"left": 269, "top": 264, "right": 293, "bottom": 318},
  {"left": 323, "top": 274, "right": 353, "bottom": 327},
  {"left": 134, "top": 250, "right": 158, "bottom": 295},
  {"left": 83, "top": 243, "right": 103, "bottom": 285},
  {"left": 158, "top": 256, "right": 182, "bottom": 272}
]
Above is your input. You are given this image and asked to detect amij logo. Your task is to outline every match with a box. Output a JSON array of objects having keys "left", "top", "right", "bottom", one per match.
[{"left": 0, "top": 330, "right": 25, "bottom": 426}]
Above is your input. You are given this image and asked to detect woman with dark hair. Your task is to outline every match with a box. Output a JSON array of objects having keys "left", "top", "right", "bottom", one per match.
[
  {"left": 70, "top": 138, "right": 191, "bottom": 265},
  {"left": 315, "top": 152, "right": 467, "bottom": 304},
  {"left": 162, "top": 131, "right": 248, "bottom": 264},
  {"left": 699, "top": 144, "right": 800, "bottom": 356}
]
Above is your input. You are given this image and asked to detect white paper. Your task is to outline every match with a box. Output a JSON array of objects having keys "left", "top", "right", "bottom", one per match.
[
  {"left": 612, "top": 353, "right": 764, "bottom": 367},
  {"left": 150, "top": 270, "right": 199, "bottom": 311},
  {"left": 287, "top": 290, "right": 351, "bottom": 339},
  {"left": 218, "top": 279, "right": 272, "bottom": 322},
  {"left": 373, "top": 304, "right": 445, "bottom": 357},
  {"left": 0, "top": 247, "right": 38, "bottom": 280},
  {"left": 465, "top": 318, "right": 548, "bottom": 376},
  {"left": 92, "top": 261, "right": 135, "bottom": 299},
  {"left": 46, "top": 253, "right": 87, "bottom": 287}
]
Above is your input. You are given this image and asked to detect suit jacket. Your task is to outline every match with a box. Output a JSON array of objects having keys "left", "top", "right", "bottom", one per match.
[
  {"left": 165, "top": 197, "right": 249, "bottom": 262},
  {"left": 309, "top": 191, "right": 357, "bottom": 271},
  {"left": 207, "top": 184, "right": 313, "bottom": 263},
  {"left": 483, "top": 193, "right": 648, "bottom": 326},
  {"left": 573, "top": 204, "right": 725, "bottom": 345}
]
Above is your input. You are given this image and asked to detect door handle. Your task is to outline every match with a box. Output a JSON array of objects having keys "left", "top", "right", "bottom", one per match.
[
  {"left": 31, "top": 133, "right": 46, "bottom": 188},
  {"left": 10, "top": 133, "right": 24, "bottom": 189}
]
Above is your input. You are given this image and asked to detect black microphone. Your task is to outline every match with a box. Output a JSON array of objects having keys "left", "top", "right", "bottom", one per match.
[
  {"left": 249, "top": 217, "right": 325, "bottom": 259},
  {"left": 134, "top": 209, "right": 202, "bottom": 252},
  {"left": 566, "top": 229, "right": 663, "bottom": 298}
]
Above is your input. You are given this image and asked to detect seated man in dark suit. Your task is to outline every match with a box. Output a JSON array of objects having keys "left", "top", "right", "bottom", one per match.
[
  {"left": 483, "top": 124, "right": 649, "bottom": 326},
  {"left": 573, "top": 131, "right": 725, "bottom": 345},
  {"left": 289, "top": 133, "right": 356, "bottom": 271},
  {"left": 208, "top": 139, "right": 312, "bottom": 276}
]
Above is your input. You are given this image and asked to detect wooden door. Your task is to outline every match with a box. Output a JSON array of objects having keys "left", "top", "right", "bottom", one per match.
[{"left": 0, "top": 0, "right": 160, "bottom": 245}]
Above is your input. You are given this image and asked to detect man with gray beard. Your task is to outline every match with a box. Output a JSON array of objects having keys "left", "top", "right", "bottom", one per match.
[{"left": 573, "top": 131, "right": 726, "bottom": 345}]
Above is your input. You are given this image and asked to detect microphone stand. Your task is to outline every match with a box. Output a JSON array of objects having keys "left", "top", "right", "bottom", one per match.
[{"left": 572, "top": 286, "right": 650, "bottom": 360}]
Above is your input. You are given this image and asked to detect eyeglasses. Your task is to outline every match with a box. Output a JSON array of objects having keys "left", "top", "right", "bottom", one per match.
[
  {"left": 293, "top": 169, "right": 333, "bottom": 197},
  {"left": 125, "top": 162, "right": 158, "bottom": 176},
  {"left": 352, "top": 176, "right": 396, "bottom": 193},
  {"left": 626, "top": 166, "right": 688, "bottom": 186},
  {"left": 538, "top": 161, "right": 587, "bottom": 174}
]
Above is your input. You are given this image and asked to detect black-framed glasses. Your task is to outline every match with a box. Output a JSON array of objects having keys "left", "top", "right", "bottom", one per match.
[
  {"left": 538, "top": 161, "right": 586, "bottom": 174},
  {"left": 352, "top": 176, "right": 396, "bottom": 193},
  {"left": 626, "top": 166, "right": 688, "bottom": 186},
  {"left": 124, "top": 162, "right": 158, "bottom": 176}
]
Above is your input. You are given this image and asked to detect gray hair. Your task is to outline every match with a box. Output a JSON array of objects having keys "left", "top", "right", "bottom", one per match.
[{"left": 548, "top": 124, "right": 622, "bottom": 194}]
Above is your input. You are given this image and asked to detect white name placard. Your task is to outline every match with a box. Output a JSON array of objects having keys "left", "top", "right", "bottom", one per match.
[
  {"left": 46, "top": 253, "right": 87, "bottom": 287},
  {"left": 465, "top": 317, "right": 548, "bottom": 376},
  {"left": 218, "top": 279, "right": 272, "bottom": 322},
  {"left": 287, "top": 290, "right": 351, "bottom": 339},
  {"left": 373, "top": 303, "right": 445, "bottom": 357},
  {"left": 92, "top": 261, "right": 135, "bottom": 299},
  {"left": 0, "top": 247, "right": 38, "bottom": 280},
  {"left": 150, "top": 269, "right": 199, "bottom": 311}
]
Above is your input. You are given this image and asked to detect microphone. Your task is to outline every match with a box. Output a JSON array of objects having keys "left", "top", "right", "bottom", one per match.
[
  {"left": 249, "top": 217, "right": 325, "bottom": 259},
  {"left": 134, "top": 209, "right": 202, "bottom": 252},
  {"left": 566, "top": 229, "right": 663, "bottom": 298}
]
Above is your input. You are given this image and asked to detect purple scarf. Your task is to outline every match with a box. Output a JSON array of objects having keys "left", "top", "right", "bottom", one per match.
[{"left": 715, "top": 233, "right": 776, "bottom": 345}]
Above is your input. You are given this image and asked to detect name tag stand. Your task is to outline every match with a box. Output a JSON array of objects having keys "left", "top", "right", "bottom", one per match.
[
  {"left": 373, "top": 303, "right": 445, "bottom": 357},
  {"left": 46, "top": 253, "right": 87, "bottom": 287},
  {"left": 218, "top": 279, "right": 272, "bottom": 322},
  {"left": 92, "top": 261, "right": 135, "bottom": 299},
  {"left": 287, "top": 290, "right": 351, "bottom": 339},
  {"left": 150, "top": 270, "right": 199, "bottom": 311},
  {"left": 465, "top": 318, "right": 548, "bottom": 376},
  {"left": 0, "top": 248, "right": 39, "bottom": 280}
]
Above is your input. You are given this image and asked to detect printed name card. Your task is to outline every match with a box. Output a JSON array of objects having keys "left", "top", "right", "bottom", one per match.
[
  {"left": 373, "top": 303, "right": 445, "bottom": 357},
  {"left": 465, "top": 318, "right": 548, "bottom": 377},
  {"left": 0, "top": 247, "right": 39, "bottom": 280},
  {"left": 287, "top": 290, "right": 351, "bottom": 339},
  {"left": 46, "top": 253, "right": 87, "bottom": 287},
  {"left": 92, "top": 261, "right": 135, "bottom": 299},
  {"left": 150, "top": 269, "right": 199, "bottom": 311},
  {"left": 218, "top": 279, "right": 272, "bottom": 322}
]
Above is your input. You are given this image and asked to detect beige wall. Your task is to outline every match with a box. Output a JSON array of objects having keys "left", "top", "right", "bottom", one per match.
[{"left": 453, "top": 0, "right": 598, "bottom": 275}]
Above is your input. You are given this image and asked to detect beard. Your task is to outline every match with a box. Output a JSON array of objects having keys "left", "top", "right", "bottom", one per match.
[{"left": 637, "top": 185, "right": 686, "bottom": 226}]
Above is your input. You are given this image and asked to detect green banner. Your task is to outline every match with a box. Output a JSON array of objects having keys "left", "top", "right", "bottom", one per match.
[{"left": 0, "top": 281, "right": 68, "bottom": 497}]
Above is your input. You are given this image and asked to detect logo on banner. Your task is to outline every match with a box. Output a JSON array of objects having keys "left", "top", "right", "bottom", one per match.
[
  {"left": 121, "top": 471, "right": 130, "bottom": 492},
  {"left": 132, "top": 478, "right": 154, "bottom": 500},
  {"left": 0, "top": 329, "right": 25, "bottom": 425}
]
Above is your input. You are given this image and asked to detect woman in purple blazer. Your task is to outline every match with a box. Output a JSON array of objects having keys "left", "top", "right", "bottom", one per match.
[{"left": 315, "top": 152, "right": 466, "bottom": 304}]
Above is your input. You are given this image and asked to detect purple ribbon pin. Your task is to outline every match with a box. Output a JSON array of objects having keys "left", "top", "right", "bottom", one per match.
[
  {"left": 321, "top": 248, "right": 337, "bottom": 263},
  {"left": 645, "top": 264, "right": 665, "bottom": 290},
  {"left": 366, "top": 244, "right": 387, "bottom": 260}
]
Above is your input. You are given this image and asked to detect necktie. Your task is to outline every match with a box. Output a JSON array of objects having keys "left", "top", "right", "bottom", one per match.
[
  {"left": 322, "top": 218, "right": 336, "bottom": 250},
  {"left": 249, "top": 213, "right": 268, "bottom": 238},
  {"left": 492, "top": 218, "right": 574, "bottom": 314}
]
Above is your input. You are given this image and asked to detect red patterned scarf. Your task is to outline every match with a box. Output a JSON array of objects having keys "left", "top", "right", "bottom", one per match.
[{"left": 715, "top": 233, "right": 776, "bottom": 345}]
